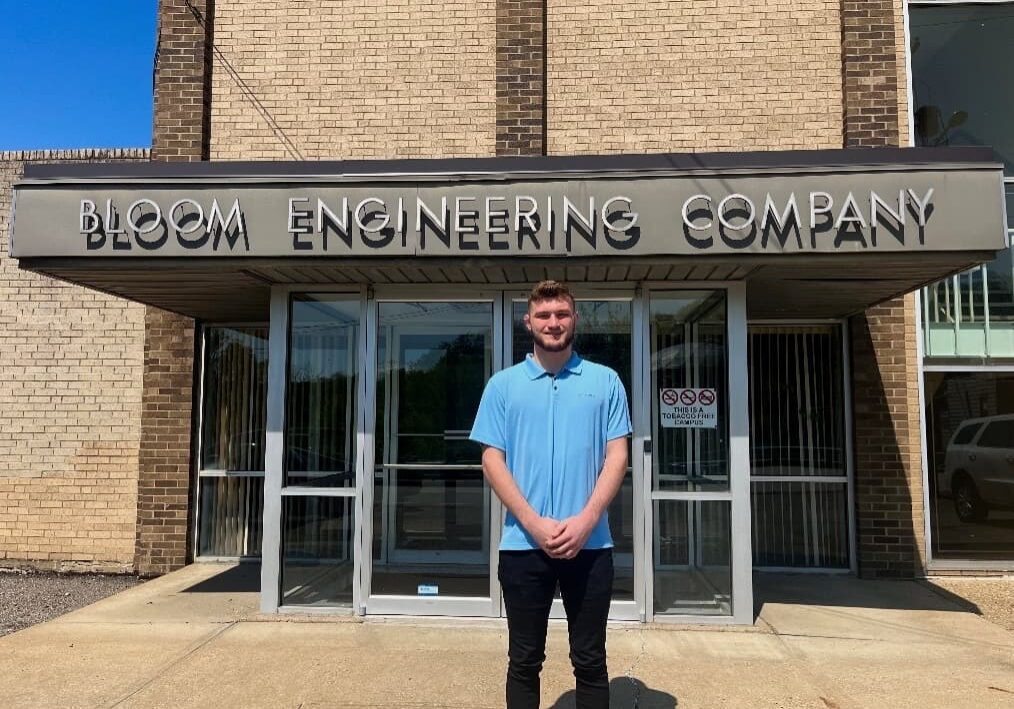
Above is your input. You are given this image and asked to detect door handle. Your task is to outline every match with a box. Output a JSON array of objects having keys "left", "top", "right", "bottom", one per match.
[
  {"left": 969, "top": 454, "right": 977, "bottom": 462},
  {"left": 1007, "top": 456, "right": 1014, "bottom": 464}
]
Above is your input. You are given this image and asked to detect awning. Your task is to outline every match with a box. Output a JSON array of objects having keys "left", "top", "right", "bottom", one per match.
[{"left": 10, "top": 147, "right": 1008, "bottom": 320}]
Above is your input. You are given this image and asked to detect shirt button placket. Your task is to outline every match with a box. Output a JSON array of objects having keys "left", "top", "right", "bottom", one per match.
[{"left": 549, "top": 375, "right": 556, "bottom": 520}]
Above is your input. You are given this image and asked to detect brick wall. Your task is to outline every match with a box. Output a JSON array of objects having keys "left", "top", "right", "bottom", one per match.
[
  {"left": 209, "top": 0, "right": 497, "bottom": 160},
  {"left": 842, "top": 0, "right": 902, "bottom": 147},
  {"left": 546, "top": 0, "right": 844, "bottom": 154},
  {"left": 133, "top": 0, "right": 205, "bottom": 576},
  {"left": 894, "top": 0, "right": 911, "bottom": 145},
  {"left": 134, "top": 309, "right": 195, "bottom": 576},
  {"left": 0, "top": 149, "right": 148, "bottom": 573},
  {"left": 496, "top": 0, "right": 545, "bottom": 156},
  {"left": 841, "top": 0, "right": 925, "bottom": 577},
  {"left": 850, "top": 295, "right": 925, "bottom": 577},
  {"left": 152, "top": 0, "right": 212, "bottom": 161}
]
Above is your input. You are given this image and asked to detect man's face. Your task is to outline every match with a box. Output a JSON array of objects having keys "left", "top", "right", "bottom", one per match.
[{"left": 524, "top": 296, "right": 578, "bottom": 353}]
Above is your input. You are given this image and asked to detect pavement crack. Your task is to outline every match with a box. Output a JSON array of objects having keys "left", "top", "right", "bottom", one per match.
[
  {"left": 802, "top": 605, "right": 1014, "bottom": 652},
  {"left": 103, "top": 620, "right": 239, "bottom": 709},
  {"left": 621, "top": 628, "right": 648, "bottom": 708},
  {"left": 767, "top": 620, "right": 853, "bottom": 709}
]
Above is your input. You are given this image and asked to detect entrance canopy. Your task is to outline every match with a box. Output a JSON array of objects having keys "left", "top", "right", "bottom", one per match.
[{"left": 10, "top": 147, "right": 1007, "bottom": 320}]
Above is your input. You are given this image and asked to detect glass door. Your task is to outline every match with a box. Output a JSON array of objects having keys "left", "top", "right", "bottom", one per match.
[
  {"left": 365, "top": 298, "right": 500, "bottom": 616},
  {"left": 640, "top": 286, "right": 752, "bottom": 623},
  {"left": 508, "top": 292, "right": 642, "bottom": 621}
]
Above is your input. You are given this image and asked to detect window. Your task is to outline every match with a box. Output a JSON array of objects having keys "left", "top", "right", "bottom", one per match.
[
  {"left": 913, "top": 3, "right": 1014, "bottom": 358},
  {"left": 913, "top": 2, "right": 1014, "bottom": 564},
  {"left": 280, "top": 294, "right": 361, "bottom": 606},
  {"left": 925, "top": 371, "right": 1014, "bottom": 560},
  {"left": 196, "top": 325, "right": 268, "bottom": 558}
]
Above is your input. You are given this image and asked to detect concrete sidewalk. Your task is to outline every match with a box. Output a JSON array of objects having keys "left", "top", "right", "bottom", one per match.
[{"left": 1, "top": 564, "right": 1012, "bottom": 708}]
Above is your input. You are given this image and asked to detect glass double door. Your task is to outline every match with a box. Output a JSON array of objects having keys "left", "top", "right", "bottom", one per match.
[
  {"left": 364, "top": 292, "right": 638, "bottom": 617},
  {"left": 266, "top": 284, "right": 749, "bottom": 622},
  {"left": 370, "top": 302, "right": 494, "bottom": 606},
  {"left": 359, "top": 287, "right": 751, "bottom": 622}
]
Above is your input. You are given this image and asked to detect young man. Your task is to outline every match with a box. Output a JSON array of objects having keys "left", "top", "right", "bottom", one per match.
[{"left": 470, "top": 280, "right": 632, "bottom": 709}]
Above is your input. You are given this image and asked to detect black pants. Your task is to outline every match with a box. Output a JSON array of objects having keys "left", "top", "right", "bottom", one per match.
[{"left": 498, "top": 548, "right": 613, "bottom": 709}]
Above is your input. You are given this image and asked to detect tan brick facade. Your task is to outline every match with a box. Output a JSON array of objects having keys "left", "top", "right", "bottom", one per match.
[
  {"left": 0, "top": 150, "right": 148, "bottom": 573},
  {"left": 546, "top": 0, "right": 844, "bottom": 155},
  {"left": 208, "top": 0, "right": 497, "bottom": 161},
  {"left": 153, "top": 0, "right": 212, "bottom": 162},
  {"left": 894, "top": 0, "right": 911, "bottom": 145},
  {"left": 496, "top": 0, "right": 545, "bottom": 156},
  {"left": 131, "top": 0, "right": 207, "bottom": 576},
  {"left": 841, "top": 0, "right": 926, "bottom": 577},
  {"left": 842, "top": 0, "right": 902, "bottom": 147},
  {"left": 850, "top": 295, "right": 926, "bottom": 577},
  {"left": 134, "top": 309, "right": 195, "bottom": 576}
]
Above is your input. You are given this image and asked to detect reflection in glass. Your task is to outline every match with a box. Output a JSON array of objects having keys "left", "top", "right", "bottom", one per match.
[
  {"left": 653, "top": 500, "right": 731, "bottom": 616},
  {"left": 286, "top": 296, "right": 359, "bottom": 487},
  {"left": 650, "top": 292, "right": 728, "bottom": 492},
  {"left": 281, "top": 496, "right": 354, "bottom": 606},
  {"left": 512, "top": 298, "right": 635, "bottom": 600},
  {"left": 925, "top": 372, "right": 1014, "bottom": 560},
  {"left": 750, "top": 482, "right": 848, "bottom": 568},
  {"left": 912, "top": 5, "right": 1014, "bottom": 167},
  {"left": 608, "top": 470, "right": 635, "bottom": 601},
  {"left": 911, "top": 5, "right": 1014, "bottom": 169},
  {"left": 1006, "top": 183, "right": 1014, "bottom": 232},
  {"left": 201, "top": 326, "right": 268, "bottom": 472},
  {"left": 372, "top": 302, "right": 491, "bottom": 598},
  {"left": 198, "top": 476, "right": 263, "bottom": 557},
  {"left": 913, "top": 4, "right": 1014, "bottom": 358},
  {"left": 985, "top": 247, "right": 1014, "bottom": 323}
]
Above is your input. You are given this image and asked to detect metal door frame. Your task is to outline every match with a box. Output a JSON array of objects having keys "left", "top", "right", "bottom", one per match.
[
  {"left": 362, "top": 286, "right": 504, "bottom": 617},
  {"left": 260, "top": 282, "right": 752, "bottom": 624},
  {"left": 638, "top": 282, "right": 753, "bottom": 625},
  {"left": 261, "top": 284, "right": 367, "bottom": 615}
]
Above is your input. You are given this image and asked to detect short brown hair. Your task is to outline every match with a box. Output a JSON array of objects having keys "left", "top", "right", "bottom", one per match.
[{"left": 527, "top": 280, "right": 575, "bottom": 309}]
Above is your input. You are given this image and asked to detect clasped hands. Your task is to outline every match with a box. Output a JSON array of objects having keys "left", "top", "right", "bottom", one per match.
[{"left": 528, "top": 511, "right": 597, "bottom": 559}]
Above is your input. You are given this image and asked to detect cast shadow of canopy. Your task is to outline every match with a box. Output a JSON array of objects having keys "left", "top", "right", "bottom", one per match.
[{"left": 181, "top": 563, "right": 261, "bottom": 593}]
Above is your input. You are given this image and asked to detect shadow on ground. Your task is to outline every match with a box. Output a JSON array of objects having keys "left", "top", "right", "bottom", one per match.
[
  {"left": 551, "top": 677, "right": 677, "bottom": 705},
  {"left": 180, "top": 563, "right": 260, "bottom": 593},
  {"left": 753, "top": 572, "right": 980, "bottom": 620},
  {"left": 175, "top": 565, "right": 986, "bottom": 631},
  {"left": 549, "top": 678, "right": 677, "bottom": 708}
]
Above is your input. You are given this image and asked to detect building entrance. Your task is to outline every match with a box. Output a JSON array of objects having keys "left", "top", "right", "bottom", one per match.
[{"left": 262, "top": 284, "right": 752, "bottom": 624}]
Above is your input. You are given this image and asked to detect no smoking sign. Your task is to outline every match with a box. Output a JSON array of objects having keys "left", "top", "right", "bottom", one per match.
[{"left": 659, "top": 387, "right": 718, "bottom": 429}]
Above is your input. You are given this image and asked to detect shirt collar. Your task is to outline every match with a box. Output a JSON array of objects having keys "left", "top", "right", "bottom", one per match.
[{"left": 523, "top": 351, "right": 584, "bottom": 379}]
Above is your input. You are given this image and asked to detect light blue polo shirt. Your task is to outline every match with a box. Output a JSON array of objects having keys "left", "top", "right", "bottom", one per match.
[{"left": 469, "top": 352, "right": 632, "bottom": 551}]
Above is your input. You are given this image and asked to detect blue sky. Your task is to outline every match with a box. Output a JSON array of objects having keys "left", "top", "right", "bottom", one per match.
[{"left": 0, "top": 0, "right": 158, "bottom": 150}]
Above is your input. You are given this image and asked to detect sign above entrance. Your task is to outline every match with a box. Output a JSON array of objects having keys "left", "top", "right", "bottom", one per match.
[
  {"left": 659, "top": 388, "right": 719, "bottom": 429},
  {"left": 10, "top": 148, "right": 1007, "bottom": 259}
]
